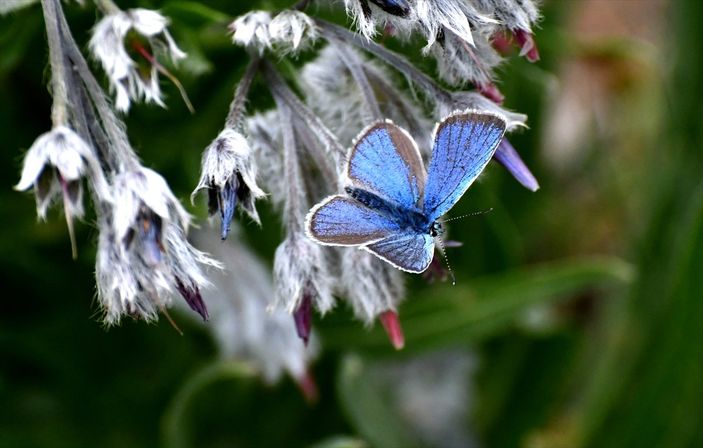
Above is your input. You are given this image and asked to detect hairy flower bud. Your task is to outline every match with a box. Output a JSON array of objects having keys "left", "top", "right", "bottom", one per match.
[{"left": 192, "top": 129, "right": 266, "bottom": 239}]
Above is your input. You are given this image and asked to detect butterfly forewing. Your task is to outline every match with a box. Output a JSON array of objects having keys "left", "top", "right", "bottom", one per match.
[
  {"left": 423, "top": 112, "right": 506, "bottom": 221},
  {"left": 348, "top": 121, "right": 426, "bottom": 210},
  {"left": 365, "top": 233, "right": 435, "bottom": 273},
  {"left": 306, "top": 195, "right": 400, "bottom": 246}
]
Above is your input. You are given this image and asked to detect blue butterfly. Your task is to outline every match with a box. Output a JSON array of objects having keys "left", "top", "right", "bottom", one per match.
[{"left": 305, "top": 111, "right": 507, "bottom": 273}]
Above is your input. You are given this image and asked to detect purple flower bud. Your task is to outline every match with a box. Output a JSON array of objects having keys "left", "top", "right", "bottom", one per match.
[
  {"left": 175, "top": 276, "right": 209, "bottom": 321},
  {"left": 127, "top": 206, "right": 164, "bottom": 266},
  {"left": 293, "top": 290, "right": 313, "bottom": 346},
  {"left": 494, "top": 139, "right": 540, "bottom": 192}
]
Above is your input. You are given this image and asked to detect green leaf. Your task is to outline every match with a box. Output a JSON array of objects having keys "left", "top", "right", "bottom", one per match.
[{"left": 321, "top": 257, "right": 633, "bottom": 352}]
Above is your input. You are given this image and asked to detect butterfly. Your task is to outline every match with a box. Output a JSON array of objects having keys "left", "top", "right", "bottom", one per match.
[{"left": 305, "top": 110, "right": 507, "bottom": 273}]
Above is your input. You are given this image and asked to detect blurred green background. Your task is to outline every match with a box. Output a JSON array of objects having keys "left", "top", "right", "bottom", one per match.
[{"left": 1, "top": 0, "right": 701, "bottom": 447}]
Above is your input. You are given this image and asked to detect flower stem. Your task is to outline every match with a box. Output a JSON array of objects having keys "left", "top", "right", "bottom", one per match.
[
  {"left": 261, "top": 60, "right": 345, "bottom": 157},
  {"left": 54, "top": 0, "right": 140, "bottom": 171},
  {"left": 93, "top": 0, "right": 120, "bottom": 15},
  {"left": 329, "top": 38, "right": 383, "bottom": 120},
  {"left": 161, "top": 361, "right": 257, "bottom": 448},
  {"left": 225, "top": 56, "right": 260, "bottom": 130},
  {"left": 315, "top": 18, "right": 453, "bottom": 105},
  {"left": 40, "top": 0, "right": 70, "bottom": 126},
  {"left": 277, "top": 101, "right": 306, "bottom": 228}
]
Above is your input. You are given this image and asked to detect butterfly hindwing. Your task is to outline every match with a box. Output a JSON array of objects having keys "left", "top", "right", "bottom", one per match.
[
  {"left": 306, "top": 195, "right": 400, "bottom": 246},
  {"left": 423, "top": 112, "right": 506, "bottom": 221},
  {"left": 365, "top": 232, "right": 435, "bottom": 273},
  {"left": 348, "top": 121, "right": 426, "bottom": 209}
]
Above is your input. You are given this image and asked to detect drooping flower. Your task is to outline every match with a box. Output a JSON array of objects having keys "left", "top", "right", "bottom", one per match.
[
  {"left": 364, "top": 349, "right": 479, "bottom": 447},
  {"left": 15, "top": 126, "right": 108, "bottom": 219},
  {"left": 96, "top": 167, "right": 220, "bottom": 324},
  {"left": 15, "top": 126, "right": 110, "bottom": 257},
  {"left": 187, "top": 226, "right": 318, "bottom": 397},
  {"left": 339, "top": 0, "right": 541, "bottom": 89},
  {"left": 299, "top": 45, "right": 430, "bottom": 147},
  {"left": 231, "top": 10, "right": 318, "bottom": 55},
  {"left": 230, "top": 11, "right": 272, "bottom": 52},
  {"left": 89, "top": 8, "right": 186, "bottom": 111},
  {"left": 268, "top": 10, "right": 318, "bottom": 54},
  {"left": 192, "top": 128, "right": 266, "bottom": 239},
  {"left": 273, "top": 232, "right": 335, "bottom": 315},
  {"left": 340, "top": 248, "right": 407, "bottom": 349}
]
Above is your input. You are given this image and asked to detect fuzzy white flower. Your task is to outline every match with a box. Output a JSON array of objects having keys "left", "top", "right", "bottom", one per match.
[
  {"left": 96, "top": 166, "right": 220, "bottom": 324},
  {"left": 300, "top": 45, "right": 431, "bottom": 147},
  {"left": 474, "top": 0, "right": 540, "bottom": 32},
  {"left": 230, "top": 11, "right": 272, "bottom": 51},
  {"left": 111, "top": 167, "right": 190, "bottom": 247},
  {"left": 339, "top": 0, "right": 542, "bottom": 86},
  {"left": 365, "top": 349, "right": 479, "bottom": 447},
  {"left": 340, "top": 248, "right": 405, "bottom": 324},
  {"left": 273, "top": 232, "right": 335, "bottom": 315},
  {"left": 414, "top": 0, "right": 488, "bottom": 49},
  {"left": 190, "top": 226, "right": 318, "bottom": 387},
  {"left": 15, "top": 126, "right": 110, "bottom": 219},
  {"left": 268, "top": 10, "right": 318, "bottom": 53},
  {"left": 192, "top": 128, "right": 266, "bottom": 239},
  {"left": 89, "top": 8, "right": 186, "bottom": 111},
  {"left": 247, "top": 111, "right": 286, "bottom": 205}
]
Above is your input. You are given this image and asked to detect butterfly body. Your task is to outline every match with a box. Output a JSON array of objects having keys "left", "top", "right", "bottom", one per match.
[
  {"left": 344, "top": 186, "right": 432, "bottom": 235},
  {"left": 306, "top": 111, "right": 507, "bottom": 273}
]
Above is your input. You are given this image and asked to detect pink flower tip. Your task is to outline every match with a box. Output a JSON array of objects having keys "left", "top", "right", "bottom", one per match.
[
  {"left": 296, "top": 370, "right": 319, "bottom": 403},
  {"left": 379, "top": 310, "right": 405, "bottom": 350},
  {"left": 491, "top": 31, "right": 513, "bottom": 55},
  {"left": 513, "top": 29, "right": 540, "bottom": 63},
  {"left": 478, "top": 82, "right": 505, "bottom": 105}
]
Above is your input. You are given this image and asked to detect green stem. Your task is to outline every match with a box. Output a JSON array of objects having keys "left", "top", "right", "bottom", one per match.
[{"left": 161, "top": 361, "right": 257, "bottom": 448}]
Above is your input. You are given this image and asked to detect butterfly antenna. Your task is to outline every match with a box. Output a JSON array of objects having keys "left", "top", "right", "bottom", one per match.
[
  {"left": 436, "top": 235, "right": 456, "bottom": 286},
  {"left": 444, "top": 208, "right": 494, "bottom": 222}
]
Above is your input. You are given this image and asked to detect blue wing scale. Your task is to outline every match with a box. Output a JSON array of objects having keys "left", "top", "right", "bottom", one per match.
[
  {"left": 423, "top": 112, "right": 506, "bottom": 221},
  {"left": 306, "top": 195, "right": 399, "bottom": 246},
  {"left": 365, "top": 233, "right": 435, "bottom": 273},
  {"left": 348, "top": 121, "right": 426, "bottom": 209}
]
